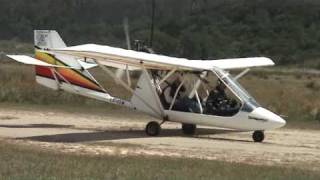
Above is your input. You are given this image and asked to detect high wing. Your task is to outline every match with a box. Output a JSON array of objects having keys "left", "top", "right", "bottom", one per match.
[
  {"left": 45, "top": 44, "right": 275, "bottom": 71},
  {"left": 7, "top": 55, "right": 81, "bottom": 69}
]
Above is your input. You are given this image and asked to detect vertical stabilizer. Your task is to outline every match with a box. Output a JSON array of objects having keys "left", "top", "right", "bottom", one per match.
[{"left": 34, "top": 30, "right": 66, "bottom": 49}]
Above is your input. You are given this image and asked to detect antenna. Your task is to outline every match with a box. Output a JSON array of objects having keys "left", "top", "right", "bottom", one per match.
[{"left": 149, "top": 0, "right": 156, "bottom": 48}]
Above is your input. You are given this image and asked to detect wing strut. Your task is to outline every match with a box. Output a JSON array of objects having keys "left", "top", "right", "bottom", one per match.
[
  {"left": 125, "top": 65, "right": 132, "bottom": 87},
  {"left": 169, "top": 78, "right": 186, "bottom": 111},
  {"left": 235, "top": 68, "right": 250, "bottom": 80},
  {"left": 195, "top": 90, "right": 203, "bottom": 114},
  {"left": 189, "top": 71, "right": 207, "bottom": 99},
  {"left": 156, "top": 68, "right": 177, "bottom": 87},
  {"left": 95, "top": 60, "right": 163, "bottom": 118}
]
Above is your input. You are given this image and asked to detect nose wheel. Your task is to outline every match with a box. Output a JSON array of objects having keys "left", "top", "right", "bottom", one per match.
[
  {"left": 252, "top": 131, "right": 265, "bottom": 142},
  {"left": 145, "top": 121, "right": 161, "bottom": 136}
]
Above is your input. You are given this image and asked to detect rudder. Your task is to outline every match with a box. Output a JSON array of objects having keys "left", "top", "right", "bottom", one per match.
[{"left": 34, "top": 30, "right": 66, "bottom": 49}]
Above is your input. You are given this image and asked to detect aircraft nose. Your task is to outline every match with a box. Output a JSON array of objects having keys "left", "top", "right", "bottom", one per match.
[{"left": 249, "top": 107, "right": 286, "bottom": 129}]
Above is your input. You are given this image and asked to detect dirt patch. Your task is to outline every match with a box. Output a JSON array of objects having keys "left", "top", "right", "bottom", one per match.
[
  {"left": 0, "top": 115, "right": 18, "bottom": 120},
  {"left": 0, "top": 107, "right": 319, "bottom": 171}
]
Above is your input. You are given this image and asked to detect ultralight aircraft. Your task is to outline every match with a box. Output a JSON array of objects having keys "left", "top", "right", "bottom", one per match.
[{"left": 6, "top": 30, "right": 286, "bottom": 142}]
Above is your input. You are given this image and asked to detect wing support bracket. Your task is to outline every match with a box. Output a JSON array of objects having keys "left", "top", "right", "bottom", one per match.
[
  {"left": 235, "top": 68, "right": 250, "bottom": 80},
  {"left": 51, "top": 68, "right": 81, "bottom": 93}
]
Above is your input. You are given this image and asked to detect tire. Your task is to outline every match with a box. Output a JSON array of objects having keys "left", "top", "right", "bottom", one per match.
[
  {"left": 252, "top": 131, "right": 265, "bottom": 142},
  {"left": 145, "top": 121, "right": 161, "bottom": 136},
  {"left": 182, "top": 123, "right": 196, "bottom": 135}
]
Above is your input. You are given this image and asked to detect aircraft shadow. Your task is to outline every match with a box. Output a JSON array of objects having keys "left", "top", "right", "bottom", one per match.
[
  {"left": 0, "top": 124, "right": 74, "bottom": 129},
  {"left": 195, "top": 136, "right": 253, "bottom": 143},
  {"left": 17, "top": 126, "right": 249, "bottom": 143},
  {"left": 0, "top": 122, "right": 252, "bottom": 143}
]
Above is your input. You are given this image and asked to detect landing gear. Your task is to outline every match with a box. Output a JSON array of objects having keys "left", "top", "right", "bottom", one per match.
[
  {"left": 145, "top": 121, "right": 161, "bottom": 136},
  {"left": 182, "top": 123, "right": 196, "bottom": 135},
  {"left": 252, "top": 131, "right": 264, "bottom": 142}
]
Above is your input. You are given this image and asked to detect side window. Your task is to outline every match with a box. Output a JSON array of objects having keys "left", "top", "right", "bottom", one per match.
[{"left": 157, "top": 71, "right": 242, "bottom": 117}]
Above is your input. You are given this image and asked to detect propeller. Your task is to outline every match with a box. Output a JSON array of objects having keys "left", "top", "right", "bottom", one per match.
[
  {"left": 123, "top": 17, "right": 131, "bottom": 50},
  {"left": 116, "top": 1, "right": 156, "bottom": 85},
  {"left": 115, "top": 17, "right": 132, "bottom": 85}
]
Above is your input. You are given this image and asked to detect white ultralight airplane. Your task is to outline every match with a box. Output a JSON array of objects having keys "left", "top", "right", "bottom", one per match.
[{"left": 6, "top": 30, "right": 286, "bottom": 142}]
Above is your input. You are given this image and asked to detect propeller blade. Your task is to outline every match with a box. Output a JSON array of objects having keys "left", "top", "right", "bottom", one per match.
[
  {"left": 123, "top": 17, "right": 131, "bottom": 50},
  {"left": 115, "top": 17, "right": 132, "bottom": 84}
]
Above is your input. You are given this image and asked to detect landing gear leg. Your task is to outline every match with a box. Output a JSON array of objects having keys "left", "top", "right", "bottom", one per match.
[
  {"left": 145, "top": 121, "right": 161, "bottom": 136},
  {"left": 252, "top": 131, "right": 265, "bottom": 142},
  {"left": 182, "top": 123, "right": 196, "bottom": 135}
]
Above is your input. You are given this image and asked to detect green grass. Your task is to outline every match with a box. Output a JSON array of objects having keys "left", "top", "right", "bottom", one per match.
[{"left": 0, "top": 141, "right": 319, "bottom": 180}]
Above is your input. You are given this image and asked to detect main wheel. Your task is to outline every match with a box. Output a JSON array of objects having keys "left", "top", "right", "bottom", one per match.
[
  {"left": 145, "top": 121, "right": 161, "bottom": 136},
  {"left": 182, "top": 123, "right": 196, "bottom": 135},
  {"left": 252, "top": 131, "right": 265, "bottom": 142}
]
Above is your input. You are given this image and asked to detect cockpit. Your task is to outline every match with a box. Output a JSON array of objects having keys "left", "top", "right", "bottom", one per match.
[{"left": 155, "top": 68, "right": 260, "bottom": 116}]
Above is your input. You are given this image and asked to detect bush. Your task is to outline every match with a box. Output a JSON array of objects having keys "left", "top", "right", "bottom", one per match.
[{"left": 306, "top": 81, "right": 320, "bottom": 91}]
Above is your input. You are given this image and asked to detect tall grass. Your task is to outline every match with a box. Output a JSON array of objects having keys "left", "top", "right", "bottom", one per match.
[
  {"left": 240, "top": 71, "right": 320, "bottom": 128},
  {"left": 0, "top": 141, "right": 319, "bottom": 180},
  {"left": 0, "top": 63, "right": 93, "bottom": 105},
  {"left": 0, "top": 40, "right": 33, "bottom": 55}
]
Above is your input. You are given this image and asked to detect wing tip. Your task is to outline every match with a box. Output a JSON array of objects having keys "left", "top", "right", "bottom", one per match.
[{"left": 260, "top": 57, "right": 275, "bottom": 66}]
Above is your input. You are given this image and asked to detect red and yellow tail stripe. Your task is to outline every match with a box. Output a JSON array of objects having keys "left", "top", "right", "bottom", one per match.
[{"left": 35, "top": 50, "right": 104, "bottom": 92}]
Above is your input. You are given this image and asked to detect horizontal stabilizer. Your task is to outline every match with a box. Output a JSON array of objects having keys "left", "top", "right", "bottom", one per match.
[
  {"left": 78, "top": 60, "right": 98, "bottom": 69},
  {"left": 7, "top": 55, "right": 80, "bottom": 69}
]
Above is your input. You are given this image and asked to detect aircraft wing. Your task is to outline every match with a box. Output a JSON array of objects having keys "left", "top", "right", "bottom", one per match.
[
  {"left": 47, "top": 44, "right": 275, "bottom": 71},
  {"left": 7, "top": 55, "right": 81, "bottom": 69}
]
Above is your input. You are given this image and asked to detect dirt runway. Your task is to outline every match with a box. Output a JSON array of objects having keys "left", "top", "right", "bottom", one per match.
[{"left": 0, "top": 106, "right": 319, "bottom": 170}]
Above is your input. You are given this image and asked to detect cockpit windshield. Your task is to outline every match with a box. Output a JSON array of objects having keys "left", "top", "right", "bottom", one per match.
[
  {"left": 211, "top": 68, "right": 260, "bottom": 111},
  {"left": 156, "top": 69, "right": 259, "bottom": 117}
]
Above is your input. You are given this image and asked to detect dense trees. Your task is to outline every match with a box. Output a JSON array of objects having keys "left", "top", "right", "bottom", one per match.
[{"left": 1, "top": 0, "right": 320, "bottom": 66}]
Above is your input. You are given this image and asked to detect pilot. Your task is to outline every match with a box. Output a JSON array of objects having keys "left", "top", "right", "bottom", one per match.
[
  {"left": 205, "top": 80, "right": 229, "bottom": 115},
  {"left": 209, "top": 80, "right": 227, "bottom": 102}
]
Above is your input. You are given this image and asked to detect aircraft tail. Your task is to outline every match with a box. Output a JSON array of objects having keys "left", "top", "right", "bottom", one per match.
[
  {"left": 33, "top": 30, "right": 105, "bottom": 95},
  {"left": 34, "top": 30, "right": 67, "bottom": 50}
]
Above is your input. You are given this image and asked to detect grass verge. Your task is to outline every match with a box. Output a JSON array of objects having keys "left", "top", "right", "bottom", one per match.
[{"left": 0, "top": 141, "right": 319, "bottom": 180}]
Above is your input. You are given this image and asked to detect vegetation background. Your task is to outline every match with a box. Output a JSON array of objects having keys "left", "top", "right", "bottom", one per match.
[
  {"left": 0, "top": 1, "right": 320, "bottom": 179},
  {"left": 0, "top": 0, "right": 319, "bottom": 128},
  {"left": 1, "top": 0, "right": 320, "bottom": 68}
]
